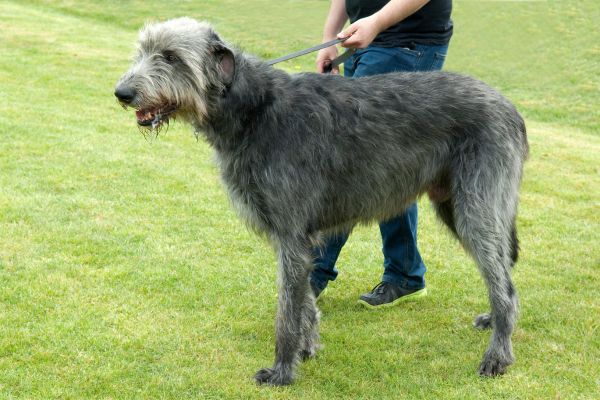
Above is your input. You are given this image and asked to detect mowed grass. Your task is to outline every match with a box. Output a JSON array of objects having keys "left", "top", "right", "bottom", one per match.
[{"left": 0, "top": 1, "right": 598, "bottom": 399}]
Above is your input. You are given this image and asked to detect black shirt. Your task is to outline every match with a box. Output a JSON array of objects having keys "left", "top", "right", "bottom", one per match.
[{"left": 345, "top": 0, "right": 453, "bottom": 47}]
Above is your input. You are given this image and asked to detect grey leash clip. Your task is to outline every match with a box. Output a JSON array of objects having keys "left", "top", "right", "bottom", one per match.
[{"left": 323, "top": 47, "right": 356, "bottom": 73}]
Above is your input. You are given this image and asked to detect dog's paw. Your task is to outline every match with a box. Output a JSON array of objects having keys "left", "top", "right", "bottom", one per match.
[
  {"left": 254, "top": 367, "right": 294, "bottom": 386},
  {"left": 473, "top": 313, "right": 492, "bottom": 330},
  {"left": 478, "top": 349, "right": 513, "bottom": 377},
  {"left": 299, "top": 340, "right": 321, "bottom": 361},
  {"left": 299, "top": 348, "right": 316, "bottom": 361}
]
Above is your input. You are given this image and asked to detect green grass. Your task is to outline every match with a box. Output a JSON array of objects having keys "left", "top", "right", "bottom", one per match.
[{"left": 0, "top": 1, "right": 598, "bottom": 398}]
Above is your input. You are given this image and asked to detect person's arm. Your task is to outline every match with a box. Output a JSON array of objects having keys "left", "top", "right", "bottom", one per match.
[
  {"left": 339, "top": 0, "right": 430, "bottom": 49},
  {"left": 316, "top": 0, "right": 348, "bottom": 74}
]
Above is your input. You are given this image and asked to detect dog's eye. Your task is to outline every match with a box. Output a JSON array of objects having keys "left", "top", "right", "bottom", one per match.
[{"left": 163, "top": 52, "right": 178, "bottom": 63}]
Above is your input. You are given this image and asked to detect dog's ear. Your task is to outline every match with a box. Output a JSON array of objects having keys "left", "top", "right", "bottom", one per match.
[{"left": 212, "top": 43, "right": 235, "bottom": 87}]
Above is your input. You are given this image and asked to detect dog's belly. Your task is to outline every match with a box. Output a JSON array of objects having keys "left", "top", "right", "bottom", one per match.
[
  {"left": 313, "top": 166, "right": 452, "bottom": 234},
  {"left": 315, "top": 189, "right": 419, "bottom": 233}
]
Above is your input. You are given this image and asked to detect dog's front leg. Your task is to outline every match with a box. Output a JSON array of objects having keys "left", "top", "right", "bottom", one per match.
[{"left": 254, "top": 237, "right": 312, "bottom": 386}]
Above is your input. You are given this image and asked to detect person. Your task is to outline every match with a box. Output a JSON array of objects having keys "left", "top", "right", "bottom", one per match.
[{"left": 311, "top": 0, "right": 453, "bottom": 307}]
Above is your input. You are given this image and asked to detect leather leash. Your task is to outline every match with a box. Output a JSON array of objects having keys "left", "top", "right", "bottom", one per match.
[{"left": 266, "top": 37, "right": 356, "bottom": 72}]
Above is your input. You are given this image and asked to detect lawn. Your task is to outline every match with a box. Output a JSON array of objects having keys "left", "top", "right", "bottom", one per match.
[{"left": 0, "top": 1, "right": 598, "bottom": 399}]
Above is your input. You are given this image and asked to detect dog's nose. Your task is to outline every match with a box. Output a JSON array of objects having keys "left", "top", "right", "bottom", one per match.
[{"left": 114, "top": 86, "right": 136, "bottom": 103}]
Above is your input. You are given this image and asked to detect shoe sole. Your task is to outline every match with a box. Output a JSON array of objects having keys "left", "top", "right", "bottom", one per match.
[{"left": 357, "top": 287, "right": 428, "bottom": 309}]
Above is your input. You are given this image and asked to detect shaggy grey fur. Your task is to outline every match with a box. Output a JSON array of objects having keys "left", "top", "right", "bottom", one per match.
[{"left": 115, "top": 18, "right": 528, "bottom": 386}]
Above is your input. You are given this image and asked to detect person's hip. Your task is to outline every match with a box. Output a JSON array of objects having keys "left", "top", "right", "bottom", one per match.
[{"left": 345, "top": 43, "right": 448, "bottom": 76}]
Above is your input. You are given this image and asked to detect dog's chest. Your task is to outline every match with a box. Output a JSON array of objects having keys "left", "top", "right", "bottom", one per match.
[{"left": 216, "top": 152, "right": 270, "bottom": 233}]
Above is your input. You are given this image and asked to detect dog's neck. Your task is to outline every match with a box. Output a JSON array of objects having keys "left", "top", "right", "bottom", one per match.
[{"left": 199, "top": 53, "right": 289, "bottom": 153}]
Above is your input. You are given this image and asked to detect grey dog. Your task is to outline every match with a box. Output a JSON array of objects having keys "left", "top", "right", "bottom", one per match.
[{"left": 115, "top": 18, "right": 528, "bottom": 386}]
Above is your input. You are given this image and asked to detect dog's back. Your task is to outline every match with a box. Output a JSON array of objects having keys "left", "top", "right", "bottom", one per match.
[{"left": 233, "top": 68, "right": 528, "bottom": 232}]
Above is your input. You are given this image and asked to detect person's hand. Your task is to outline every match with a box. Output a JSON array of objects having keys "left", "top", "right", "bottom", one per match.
[
  {"left": 338, "top": 15, "right": 383, "bottom": 49},
  {"left": 316, "top": 46, "right": 340, "bottom": 74}
]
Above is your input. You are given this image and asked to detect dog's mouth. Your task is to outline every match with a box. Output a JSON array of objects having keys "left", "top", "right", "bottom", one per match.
[{"left": 135, "top": 104, "right": 177, "bottom": 128}]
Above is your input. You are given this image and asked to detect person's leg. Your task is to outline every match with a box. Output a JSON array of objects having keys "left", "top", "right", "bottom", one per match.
[
  {"left": 311, "top": 44, "right": 450, "bottom": 298},
  {"left": 381, "top": 43, "right": 448, "bottom": 286},
  {"left": 353, "top": 44, "right": 449, "bottom": 306},
  {"left": 310, "top": 232, "right": 349, "bottom": 295},
  {"left": 380, "top": 204, "right": 426, "bottom": 289}
]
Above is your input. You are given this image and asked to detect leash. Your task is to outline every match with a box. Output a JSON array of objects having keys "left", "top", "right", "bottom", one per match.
[{"left": 266, "top": 37, "right": 356, "bottom": 72}]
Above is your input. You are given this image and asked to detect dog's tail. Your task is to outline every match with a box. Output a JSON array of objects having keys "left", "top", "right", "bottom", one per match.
[
  {"left": 510, "top": 224, "right": 520, "bottom": 267},
  {"left": 512, "top": 110, "right": 526, "bottom": 268}
]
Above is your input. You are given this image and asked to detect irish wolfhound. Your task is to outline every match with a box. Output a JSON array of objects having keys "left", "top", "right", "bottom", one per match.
[{"left": 115, "top": 18, "right": 528, "bottom": 386}]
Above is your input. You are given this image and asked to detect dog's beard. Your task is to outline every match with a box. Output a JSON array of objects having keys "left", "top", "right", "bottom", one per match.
[{"left": 137, "top": 117, "right": 170, "bottom": 139}]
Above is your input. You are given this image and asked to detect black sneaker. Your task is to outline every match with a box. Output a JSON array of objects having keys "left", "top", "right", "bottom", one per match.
[{"left": 358, "top": 281, "right": 427, "bottom": 308}]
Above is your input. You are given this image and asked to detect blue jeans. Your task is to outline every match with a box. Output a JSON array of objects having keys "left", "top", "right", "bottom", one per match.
[{"left": 310, "top": 43, "right": 449, "bottom": 292}]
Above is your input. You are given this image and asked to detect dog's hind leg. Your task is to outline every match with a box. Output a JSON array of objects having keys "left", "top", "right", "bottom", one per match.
[
  {"left": 254, "top": 236, "right": 315, "bottom": 385},
  {"left": 451, "top": 141, "right": 521, "bottom": 377},
  {"left": 455, "top": 197, "right": 518, "bottom": 376},
  {"left": 433, "top": 196, "right": 497, "bottom": 332},
  {"left": 473, "top": 219, "right": 520, "bottom": 332}
]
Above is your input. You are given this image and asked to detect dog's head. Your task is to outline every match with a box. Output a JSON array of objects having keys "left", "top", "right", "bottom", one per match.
[{"left": 114, "top": 18, "right": 235, "bottom": 131}]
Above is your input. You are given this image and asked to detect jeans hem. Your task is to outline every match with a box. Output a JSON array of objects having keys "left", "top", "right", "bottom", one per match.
[{"left": 382, "top": 275, "right": 426, "bottom": 291}]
